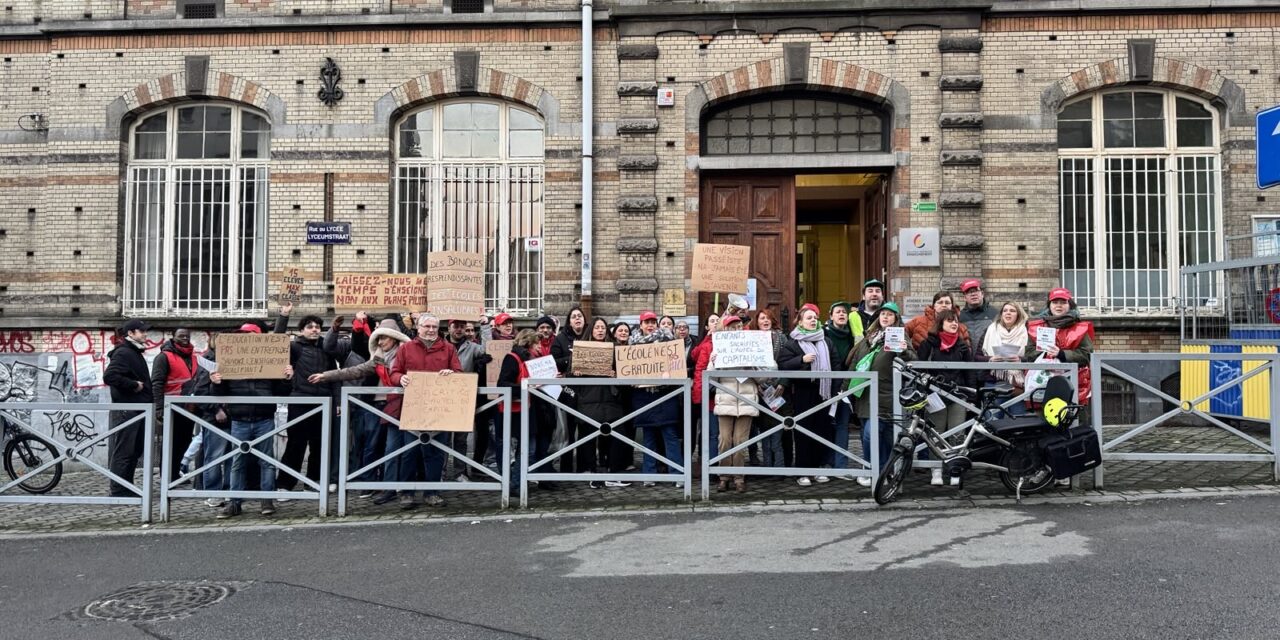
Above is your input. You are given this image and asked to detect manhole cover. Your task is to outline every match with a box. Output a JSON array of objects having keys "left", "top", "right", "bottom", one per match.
[{"left": 83, "top": 581, "right": 241, "bottom": 622}]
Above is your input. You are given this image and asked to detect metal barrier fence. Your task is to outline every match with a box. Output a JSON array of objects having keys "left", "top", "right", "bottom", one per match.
[
  {"left": 1090, "top": 352, "right": 1280, "bottom": 487},
  {"left": 520, "top": 378, "right": 692, "bottom": 507},
  {"left": 337, "top": 386, "right": 512, "bottom": 515},
  {"left": 160, "top": 396, "right": 331, "bottom": 521},
  {"left": 700, "top": 370, "right": 877, "bottom": 500},
  {"left": 893, "top": 361, "right": 1079, "bottom": 470},
  {"left": 0, "top": 402, "right": 154, "bottom": 523}
]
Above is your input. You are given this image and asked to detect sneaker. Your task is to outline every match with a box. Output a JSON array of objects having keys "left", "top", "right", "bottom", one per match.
[
  {"left": 372, "top": 491, "right": 396, "bottom": 505},
  {"left": 674, "top": 481, "right": 684, "bottom": 489},
  {"left": 797, "top": 477, "right": 812, "bottom": 487},
  {"left": 204, "top": 498, "right": 225, "bottom": 508},
  {"left": 856, "top": 477, "right": 872, "bottom": 487},
  {"left": 216, "top": 502, "right": 241, "bottom": 519},
  {"left": 605, "top": 480, "right": 632, "bottom": 488},
  {"left": 642, "top": 481, "right": 657, "bottom": 487},
  {"left": 930, "top": 468, "right": 944, "bottom": 486},
  {"left": 455, "top": 473, "right": 470, "bottom": 483},
  {"left": 398, "top": 494, "right": 418, "bottom": 511},
  {"left": 1055, "top": 478, "right": 1072, "bottom": 488},
  {"left": 328, "top": 483, "right": 338, "bottom": 492},
  {"left": 424, "top": 494, "right": 446, "bottom": 507},
  {"left": 815, "top": 475, "right": 831, "bottom": 484},
  {"left": 358, "top": 490, "right": 376, "bottom": 499},
  {"left": 260, "top": 500, "right": 276, "bottom": 515},
  {"left": 589, "top": 480, "right": 604, "bottom": 489},
  {"left": 949, "top": 475, "right": 961, "bottom": 487}
]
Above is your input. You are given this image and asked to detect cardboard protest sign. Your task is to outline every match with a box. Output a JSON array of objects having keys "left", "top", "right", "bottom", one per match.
[
  {"left": 571, "top": 341, "right": 615, "bottom": 377},
  {"left": 216, "top": 333, "right": 291, "bottom": 380},
  {"left": 484, "top": 340, "right": 514, "bottom": 389},
  {"left": 279, "top": 267, "right": 304, "bottom": 303},
  {"left": 426, "top": 251, "right": 486, "bottom": 320},
  {"left": 711, "top": 330, "right": 777, "bottom": 369},
  {"left": 884, "top": 327, "right": 907, "bottom": 353},
  {"left": 615, "top": 340, "right": 687, "bottom": 379},
  {"left": 400, "top": 371, "right": 479, "bottom": 432},
  {"left": 691, "top": 243, "right": 751, "bottom": 294},
  {"left": 334, "top": 273, "right": 427, "bottom": 312},
  {"left": 1035, "top": 327, "right": 1058, "bottom": 352}
]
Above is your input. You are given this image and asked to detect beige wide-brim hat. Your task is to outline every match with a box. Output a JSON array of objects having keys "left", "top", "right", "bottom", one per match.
[{"left": 369, "top": 319, "right": 411, "bottom": 344}]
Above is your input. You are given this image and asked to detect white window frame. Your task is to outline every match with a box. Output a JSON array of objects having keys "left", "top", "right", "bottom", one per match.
[
  {"left": 122, "top": 103, "right": 270, "bottom": 317},
  {"left": 392, "top": 99, "right": 545, "bottom": 317},
  {"left": 1058, "top": 89, "right": 1224, "bottom": 314},
  {"left": 1253, "top": 215, "right": 1280, "bottom": 258}
]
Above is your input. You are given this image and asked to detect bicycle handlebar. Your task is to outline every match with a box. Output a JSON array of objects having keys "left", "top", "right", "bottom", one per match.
[{"left": 892, "top": 358, "right": 977, "bottom": 399}]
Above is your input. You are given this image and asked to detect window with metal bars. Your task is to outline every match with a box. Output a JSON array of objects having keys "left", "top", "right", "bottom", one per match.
[
  {"left": 701, "top": 92, "right": 888, "bottom": 156},
  {"left": 181, "top": 2, "right": 219, "bottom": 19},
  {"left": 1056, "top": 90, "right": 1222, "bottom": 312},
  {"left": 124, "top": 104, "right": 270, "bottom": 316},
  {"left": 449, "top": 0, "right": 486, "bottom": 13},
  {"left": 394, "top": 100, "right": 544, "bottom": 316}
]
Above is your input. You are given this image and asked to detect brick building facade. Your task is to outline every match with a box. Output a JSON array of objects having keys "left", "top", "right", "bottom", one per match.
[{"left": 0, "top": 0, "right": 1274, "bottom": 359}]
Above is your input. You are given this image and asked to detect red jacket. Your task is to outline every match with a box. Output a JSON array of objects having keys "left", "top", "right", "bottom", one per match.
[
  {"left": 691, "top": 338, "right": 713, "bottom": 405},
  {"left": 385, "top": 337, "right": 463, "bottom": 418}
]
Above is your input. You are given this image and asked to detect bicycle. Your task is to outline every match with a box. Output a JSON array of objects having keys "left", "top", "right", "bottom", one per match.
[
  {"left": 873, "top": 360, "right": 1080, "bottom": 505},
  {"left": 2, "top": 410, "right": 64, "bottom": 494}
]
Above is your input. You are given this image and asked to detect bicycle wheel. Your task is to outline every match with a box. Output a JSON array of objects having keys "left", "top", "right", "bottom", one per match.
[
  {"left": 4, "top": 434, "right": 63, "bottom": 494},
  {"left": 873, "top": 440, "right": 914, "bottom": 505},
  {"left": 998, "top": 443, "right": 1054, "bottom": 496}
]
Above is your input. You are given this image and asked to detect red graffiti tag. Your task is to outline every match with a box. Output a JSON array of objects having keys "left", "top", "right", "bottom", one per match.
[{"left": 0, "top": 331, "right": 35, "bottom": 354}]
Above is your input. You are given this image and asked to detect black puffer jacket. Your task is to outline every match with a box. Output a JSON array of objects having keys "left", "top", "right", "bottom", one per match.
[
  {"left": 917, "top": 333, "right": 979, "bottom": 389},
  {"left": 550, "top": 326, "right": 585, "bottom": 375},
  {"left": 103, "top": 340, "right": 153, "bottom": 405},
  {"left": 274, "top": 313, "right": 340, "bottom": 397}
]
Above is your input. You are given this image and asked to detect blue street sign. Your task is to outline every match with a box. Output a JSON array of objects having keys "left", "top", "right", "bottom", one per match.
[
  {"left": 306, "top": 221, "right": 352, "bottom": 244},
  {"left": 1257, "top": 105, "right": 1280, "bottom": 189}
]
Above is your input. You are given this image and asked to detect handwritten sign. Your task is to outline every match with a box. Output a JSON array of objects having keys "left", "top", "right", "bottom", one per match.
[
  {"left": 711, "top": 330, "right": 776, "bottom": 369},
  {"left": 572, "top": 341, "right": 615, "bottom": 377},
  {"left": 484, "top": 340, "right": 514, "bottom": 389},
  {"left": 885, "top": 327, "right": 907, "bottom": 353},
  {"left": 662, "top": 289, "right": 686, "bottom": 317},
  {"left": 279, "top": 267, "right": 304, "bottom": 303},
  {"left": 334, "top": 273, "right": 427, "bottom": 312},
  {"left": 1035, "top": 327, "right": 1059, "bottom": 352},
  {"left": 525, "top": 355, "right": 559, "bottom": 380},
  {"left": 216, "top": 333, "right": 291, "bottom": 380},
  {"left": 691, "top": 243, "right": 751, "bottom": 293},
  {"left": 615, "top": 340, "right": 687, "bottom": 379},
  {"left": 427, "top": 251, "right": 486, "bottom": 320},
  {"left": 400, "top": 372, "right": 479, "bottom": 432}
]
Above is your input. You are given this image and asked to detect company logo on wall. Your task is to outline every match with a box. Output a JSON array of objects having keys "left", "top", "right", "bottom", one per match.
[{"left": 899, "top": 228, "right": 940, "bottom": 267}]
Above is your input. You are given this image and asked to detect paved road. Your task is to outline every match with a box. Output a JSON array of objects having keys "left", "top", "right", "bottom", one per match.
[{"left": 4, "top": 495, "right": 1279, "bottom": 639}]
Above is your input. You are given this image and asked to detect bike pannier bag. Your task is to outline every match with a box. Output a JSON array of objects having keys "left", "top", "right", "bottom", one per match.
[{"left": 1043, "top": 426, "right": 1101, "bottom": 480}]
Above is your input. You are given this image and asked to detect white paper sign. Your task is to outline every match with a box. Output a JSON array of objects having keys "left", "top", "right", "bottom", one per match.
[
  {"left": 925, "top": 392, "right": 947, "bottom": 414},
  {"left": 1035, "top": 327, "right": 1058, "bottom": 352},
  {"left": 760, "top": 384, "right": 785, "bottom": 410},
  {"left": 745, "top": 278, "right": 758, "bottom": 310},
  {"left": 884, "top": 327, "right": 907, "bottom": 353},
  {"left": 198, "top": 356, "right": 219, "bottom": 374},
  {"left": 711, "top": 330, "right": 777, "bottom": 369},
  {"left": 525, "top": 355, "right": 559, "bottom": 380}
]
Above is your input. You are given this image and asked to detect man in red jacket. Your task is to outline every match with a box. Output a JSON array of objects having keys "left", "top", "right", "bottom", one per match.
[{"left": 385, "top": 313, "right": 462, "bottom": 510}]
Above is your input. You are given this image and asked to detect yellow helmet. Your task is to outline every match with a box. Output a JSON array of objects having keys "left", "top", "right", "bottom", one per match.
[{"left": 1044, "top": 397, "right": 1069, "bottom": 427}]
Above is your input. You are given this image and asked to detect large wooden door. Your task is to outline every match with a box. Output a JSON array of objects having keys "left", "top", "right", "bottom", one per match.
[
  {"left": 699, "top": 176, "right": 795, "bottom": 324},
  {"left": 863, "top": 177, "right": 888, "bottom": 286}
]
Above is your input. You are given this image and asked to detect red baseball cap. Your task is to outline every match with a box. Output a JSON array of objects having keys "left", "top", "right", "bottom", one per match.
[
  {"left": 961, "top": 278, "right": 982, "bottom": 292},
  {"left": 238, "top": 323, "right": 262, "bottom": 334},
  {"left": 1048, "top": 287, "right": 1073, "bottom": 302},
  {"left": 799, "top": 303, "right": 821, "bottom": 317},
  {"left": 639, "top": 311, "right": 658, "bottom": 322},
  {"left": 493, "top": 313, "right": 513, "bottom": 326},
  {"left": 722, "top": 314, "right": 744, "bottom": 327}
]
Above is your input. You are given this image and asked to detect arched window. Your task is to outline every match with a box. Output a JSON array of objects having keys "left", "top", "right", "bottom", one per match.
[
  {"left": 124, "top": 103, "right": 270, "bottom": 315},
  {"left": 702, "top": 93, "right": 888, "bottom": 155},
  {"left": 394, "top": 100, "right": 544, "bottom": 315},
  {"left": 1057, "top": 89, "right": 1221, "bottom": 311}
]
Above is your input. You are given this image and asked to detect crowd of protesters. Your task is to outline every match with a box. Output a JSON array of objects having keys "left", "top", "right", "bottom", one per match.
[{"left": 100, "top": 278, "right": 1094, "bottom": 518}]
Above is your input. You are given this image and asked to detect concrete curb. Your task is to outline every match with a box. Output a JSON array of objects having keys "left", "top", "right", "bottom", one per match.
[{"left": 3, "top": 483, "right": 1278, "bottom": 541}]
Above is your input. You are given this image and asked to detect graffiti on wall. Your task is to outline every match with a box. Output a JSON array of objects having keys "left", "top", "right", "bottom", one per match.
[{"left": 0, "top": 330, "right": 212, "bottom": 464}]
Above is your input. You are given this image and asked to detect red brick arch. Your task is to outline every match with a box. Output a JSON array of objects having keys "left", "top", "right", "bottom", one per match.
[
  {"left": 1046, "top": 57, "right": 1242, "bottom": 112},
  {"left": 119, "top": 70, "right": 277, "bottom": 115},
  {"left": 697, "top": 57, "right": 897, "bottom": 107},
  {"left": 387, "top": 67, "right": 548, "bottom": 112}
]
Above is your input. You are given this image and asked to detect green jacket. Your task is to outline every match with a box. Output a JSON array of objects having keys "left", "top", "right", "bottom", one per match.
[{"left": 848, "top": 335, "right": 916, "bottom": 420}]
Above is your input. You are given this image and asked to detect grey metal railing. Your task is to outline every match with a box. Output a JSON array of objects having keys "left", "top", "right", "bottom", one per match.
[
  {"left": 0, "top": 402, "right": 154, "bottom": 523},
  {"left": 160, "top": 396, "right": 330, "bottom": 521},
  {"left": 520, "top": 378, "right": 692, "bottom": 507},
  {"left": 1090, "top": 352, "right": 1280, "bottom": 487},
  {"left": 700, "top": 370, "right": 877, "bottom": 500},
  {"left": 337, "top": 386, "right": 512, "bottom": 515}
]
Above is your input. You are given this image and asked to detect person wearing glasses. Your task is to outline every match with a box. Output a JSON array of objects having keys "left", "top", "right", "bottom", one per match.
[
  {"left": 386, "top": 313, "right": 462, "bottom": 510},
  {"left": 958, "top": 278, "right": 999, "bottom": 351}
]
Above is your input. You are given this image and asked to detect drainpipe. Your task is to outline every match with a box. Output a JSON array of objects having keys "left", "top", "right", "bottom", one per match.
[{"left": 579, "top": 0, "right": 594, "bottom": 315}]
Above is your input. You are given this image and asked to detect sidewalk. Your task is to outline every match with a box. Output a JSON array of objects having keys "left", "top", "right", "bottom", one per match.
[{"left": 1, "top": 426, "right": 1274, "bottom": 535}]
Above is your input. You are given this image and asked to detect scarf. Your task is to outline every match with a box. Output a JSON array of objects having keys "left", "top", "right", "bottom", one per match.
[
  {"left": 172, "top": 341, "right": 194, "bottom": 357},
  {"left": 982, "top": 319, "right": 1029, "bottom": 357},
  {"left": 824, "top": 320, "right": 855, "bottom": 360},
  {"left": 629, "top": 327, "right": 674, "bottom": 346},
  {"left": 789, "top": 327, "right": 832, "bottom": 399},
  {"left": 1037, "top": 308, "right": 1081, "bottom": 330},
  {"left": 126, "top": 336, "right": 147, "bottom": 350},
  {"left": 939, "top": 330, "right": 959, "bottom": 352}
]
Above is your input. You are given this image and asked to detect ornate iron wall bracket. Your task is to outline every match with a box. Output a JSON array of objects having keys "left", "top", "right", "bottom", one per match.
[{"left": 318, "top": 57, "right": 344, "bottom": 107}]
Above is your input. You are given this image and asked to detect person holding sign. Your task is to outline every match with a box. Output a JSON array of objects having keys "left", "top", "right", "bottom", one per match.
[
  {"left": 386, "top": 313, "right": 462, "bottom": 510},
  {"left": 846, "top": 303, "right": 915, "bottom": 487},
  {"left": 495, "top": 329, "right": 546, "bottom": 495},
  {"left": 689, "top": 312, "right": 720, "bottom": 478},
  {"left": 824, "top": 302, "right": 860, "bottom": 473},
  {"left": 709, "top": 315, "right": 759, "bottom": 493},
  {"left": 273, "top": 304, "right": 344, "bottom": 493},
  {"left": 917, "top": 309, "right": 978, "bottom": 487},
  {"left": 575, "top": 318, "right": 631, "bottom": 486},
  {"left": 550, "top": 307, "right": 597, "bottom": 477},
  {"left": 629, "top": 311, "right": 684, "bottom": 488},
  {"left": 749, "top": 309, "right": 787, "bottom": 470},
  {"left": 779, "top": 303, "right": 844, "bottom": 487},
  {"left": 981, "top": 302, "right": 1030, "bottom": 392},
  {"left": 1023, "top": 288, "right": 1095, "bottom": 405}
]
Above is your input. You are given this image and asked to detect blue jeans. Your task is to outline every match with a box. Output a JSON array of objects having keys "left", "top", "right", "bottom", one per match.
[
  {"left": 829, "top": 401, "right": 853, "bottom": 469},
  {"left": 641, "top": 424, "right": 683, "bottom": 476},
  {"left": 202, "top": 426, "right": 232, "bottom": 491},
  {"left": 861, "top": 417, "right": 892, "bottom": 472},
  {"left": 352, "top": 404, "right": 383, "bottom": 481},
  {"left": 384, "top": 428, "right": 445, "bottom": 497},
  {"left": 230, "top": 419, "right": 276, "bottom": 504},
  {"left": 754, "top": 415, "right": 784, "bottom": 467}
]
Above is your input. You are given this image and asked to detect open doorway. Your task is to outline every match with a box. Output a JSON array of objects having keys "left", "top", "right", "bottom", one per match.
[{"left": 795, "top": 173, "right": 887, "bottom": 312}]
